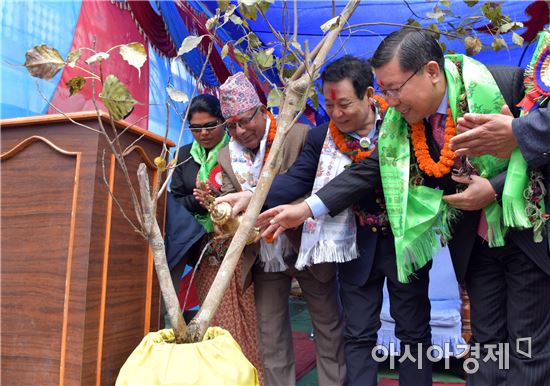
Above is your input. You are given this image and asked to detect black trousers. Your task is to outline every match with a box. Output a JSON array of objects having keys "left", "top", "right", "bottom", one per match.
[
  {"left": 465, "top": 237, "right": 550, "bottom": 386},
  {"left": 339, "top": 235, "right": 433, "bottom": 386}
]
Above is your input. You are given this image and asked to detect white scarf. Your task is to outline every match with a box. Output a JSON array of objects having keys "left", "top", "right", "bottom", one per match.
[
  {"left": 228, "top": 117, "right": 295, "bottom": 272},
  {"left": 295, "top": 127, "right": 358, "bottom": 270}
]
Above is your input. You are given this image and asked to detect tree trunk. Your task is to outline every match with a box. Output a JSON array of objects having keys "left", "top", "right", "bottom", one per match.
[{"left": 137, "top": 163, "right": 187, "bottom": 342}]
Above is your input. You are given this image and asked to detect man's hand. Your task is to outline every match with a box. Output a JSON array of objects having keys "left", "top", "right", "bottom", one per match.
[
  {"left": 442, "top": 175, "right": 497, "bottom": 211},
  {"left": 256, "top": 202, "right": 313, "bottom": 240},
  {"left": 214, "top": 191, "right": 253, "bottom": 217},
  {"left": 451, "top": 105, "right": 517, "bottom": 158}
]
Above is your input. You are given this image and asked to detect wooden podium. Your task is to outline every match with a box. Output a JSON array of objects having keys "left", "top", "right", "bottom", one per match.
[{"left": 1, "top": 112, "right": 174, "bottom": 385}]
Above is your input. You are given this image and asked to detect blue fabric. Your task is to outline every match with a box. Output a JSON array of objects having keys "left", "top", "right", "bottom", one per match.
[
  {"left": 157, "top": 0, "right": 219, "bottom": 86},
  {"left": 148, "top": 42, "right": 195, "bottom": 146},
  {"left": 0, "top": 0, "right": 82, "bottom": 118},
  {"left": 165, "top": 192, "right": 205, "bottom": 270},
  {"left": 236, "top": 0, "right": 542, "bottom": 123}
]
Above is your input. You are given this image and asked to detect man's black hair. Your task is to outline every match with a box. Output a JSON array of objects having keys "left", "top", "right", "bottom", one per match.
[
  {"left": 371, "top": 28, "right": 445, "bottom": 73},
  {"left": 321, "top": 55, "right": 374, "bottom": 99}
]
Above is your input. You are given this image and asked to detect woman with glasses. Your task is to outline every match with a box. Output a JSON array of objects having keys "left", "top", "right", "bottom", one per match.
[{"left": 170, "top": 93, "right": 264, "bottom": 384}]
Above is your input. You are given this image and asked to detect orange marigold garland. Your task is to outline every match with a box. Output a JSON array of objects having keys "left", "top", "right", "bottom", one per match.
[
  {"left": 330, "top": 95, "right": 389, "bottom": 163},
  {"left": 263, "top": 110, "right": 278, "bottom": 163},
  {"left": 410, "top": 107, "right": 457, "bottom": 178},
  {"left": 372, "top": 95, "right": 389, "bottom": 115}
]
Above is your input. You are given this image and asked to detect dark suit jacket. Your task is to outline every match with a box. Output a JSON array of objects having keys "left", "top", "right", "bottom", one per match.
[
  {"left": 267, "top": 123, "right": 387, "bottom": 286},
  {"left": 315, "top": 65, "right": 550, "bottom": 283},
  {"left": 170, "top": 143, "right": 208, "bottom": 215},
  {"left": 512, "top": 107, "right": 550, "bottom": 250},
  {"left": 167, "top": 143, "right": 211, "bottom": 268}
]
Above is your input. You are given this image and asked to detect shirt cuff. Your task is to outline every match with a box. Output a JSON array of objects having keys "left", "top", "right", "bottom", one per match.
[{"left": 305, "top": 194, "right": 329, "bottom": 218}]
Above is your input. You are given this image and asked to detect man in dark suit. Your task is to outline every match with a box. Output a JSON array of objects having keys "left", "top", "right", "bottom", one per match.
[
  {"left": 451, "top": 107, "right": 550, "bottom": 249},
  {"left": 262, "top": 29, "right": 550, "bottom": 386},
  {"left": 259, "top": 55, "right": 433, "bottom": 386}
]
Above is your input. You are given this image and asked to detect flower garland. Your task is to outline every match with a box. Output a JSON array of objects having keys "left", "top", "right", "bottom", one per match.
[
  {"left": 410, "top": 106, "right": 456, "bottom": 178},
  {"left": 263, "top": 110, "right": 277, "bottom": 163},
  {"left": 329, "top": 95, "right": 389, "bottom": 163}
]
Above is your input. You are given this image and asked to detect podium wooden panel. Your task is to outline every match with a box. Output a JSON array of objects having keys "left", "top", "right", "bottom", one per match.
[{"left": 1, "top": 112, "right": 174, "bottom": 386}]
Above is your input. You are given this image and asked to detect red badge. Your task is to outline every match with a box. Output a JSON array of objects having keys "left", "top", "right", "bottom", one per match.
[{"left": 208, "top": 165, "right": 223, "bottom": 191}]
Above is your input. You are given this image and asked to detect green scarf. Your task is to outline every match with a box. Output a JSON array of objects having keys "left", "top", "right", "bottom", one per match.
[
  {"left": 379, "top": 54, "right": 535, "bottom": 283},
  {"left": 504, "top": 29, "right": 550, "bottom": 242},
  {"left": 189, "top": 132, "right": 229, "bottom": 233}
]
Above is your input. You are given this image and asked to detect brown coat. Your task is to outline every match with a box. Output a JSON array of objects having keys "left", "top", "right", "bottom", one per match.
[{"left": 217, "top": 122, "right": 336, "bottom": 291}]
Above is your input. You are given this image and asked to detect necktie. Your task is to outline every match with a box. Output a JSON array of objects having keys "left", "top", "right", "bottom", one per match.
[
  {"left": 477, "top": 212, "right": 489, "bottom": 241},
  {"left": 429, "top": 113, "right": 446, "bottom": 148}
]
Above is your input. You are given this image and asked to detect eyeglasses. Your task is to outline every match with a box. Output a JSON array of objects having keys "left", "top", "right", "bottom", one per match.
[
  {"left": 379, "top": 63, "right": 426, "bottom": 99},
  {"left": 189, "top": 120, "right": 224, "bottom": 133},
  {"left": 226, "top": 106, "right": 261, "bottom": 130}
]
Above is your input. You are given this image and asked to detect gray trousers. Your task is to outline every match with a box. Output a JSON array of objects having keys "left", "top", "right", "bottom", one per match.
[{"left": 253, "top": 264, "right": 346, "bottom": 386}]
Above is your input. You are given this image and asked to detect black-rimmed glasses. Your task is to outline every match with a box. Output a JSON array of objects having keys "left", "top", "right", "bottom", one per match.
[
  {"left": 226, "top": 106, "right": 261, "bottom": 130},
  {"left": 379, "top": 63, "right": 427, "bottom": 99}
]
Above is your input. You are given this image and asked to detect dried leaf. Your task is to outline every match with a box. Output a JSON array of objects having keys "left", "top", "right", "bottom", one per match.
[
  {"left": 426, "top": 7, "right": 445, "bottom": 22},
  {"left": 406, "top": 18, "right": 422, "bottom": 28},
  {"left": 464, "top": 0, "right": 478, "bottom": 7},
  {"left": 24, "top": 44, "right": 65, "bottom": 80},
  {"left": 234, "top": 48, "right": 250, "bottom": 66},
  {"left": 206, "top": 15, "right": 219, "bottom": 31},
  {"left": 309, "top": 88, "right": 319, "bottom": 110},
  {"left": 257, "top": 0, "right": 273, "bottom": 14},
  {"left": 154, "top": 156, "right": 167, "bottom": 172},
  {"left": 239, "top": 3, "right": 257, "bottom": 21},
  {"left": 166, "top": 86, "right": 189, "bottom": 103},
  {"left": 253, "top": 50, "right": 274, "bottom": 69},
  {"left": 119, "top": 43, "right": 147, "bottom": 78},
  {"left": 66, "top": 76, "right": 86, "bottom": 96},
  {"left": 441, "top": 0, "right": 451, "bottom": 8},
  {"left": 217, "top": 0, "right": 230, "bottom": 11},
  {"left": 427, "top": 24, "right": 440, "bottom": 40},
  {"left": 247, "top": 32, "right": 262, "bottom": 49},
  {"left": 85, "top": 52, "right": 110, "bottom": 65},
  {"left": 221, "top": 44, "right": 229, "bottom": 59},
  {"left": 240, "top": 0, "right": 259, "bottom": 6},
  {"left": 491, "top": 37, "right": 507, "bottom": 52},
  {"left": 464, "top": 36, "right": 482, "bottom": 56},
  {"left": 100, "top": 75, "right": 137, "bottom": 121},
  {"left": 230, "top": 14, "right": 243, "bottom": 25},
  {"left": 320, "top": 16, "right": 340, "bottom": 33},
  {"left": 66, "top": 49, "right": 81, "bottom": 68},
  {"left": 223, "top": 4, "right": 237, "bottom": 23},
  {"left": 178, "top": 35, "right": 206, "bottom": 56},
  {"left": 482, "top": 2, "right": 502, "bottom": 24},
  {"left": 512, "top": 32, "right": 524, "bottom": 47},
  {"left": 267, "top": 88, "right": 282, "bottom": 108},
  {"left": 499, "top": 21, "right": 523, "bottom": 33}
]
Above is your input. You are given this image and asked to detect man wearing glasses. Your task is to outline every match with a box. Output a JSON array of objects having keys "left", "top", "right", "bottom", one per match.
[
  {"left": 263, "top": 28, "right": 550, "bottom": 386},
  {"left": 217, "top": 72, "right": 346, "bottom": 386}
]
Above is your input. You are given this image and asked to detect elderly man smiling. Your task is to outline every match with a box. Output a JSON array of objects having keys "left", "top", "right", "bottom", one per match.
[{"left": 216, "top": 72, "right": 346, "bottom": 386}]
